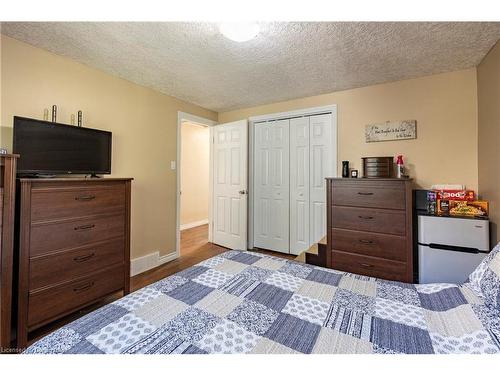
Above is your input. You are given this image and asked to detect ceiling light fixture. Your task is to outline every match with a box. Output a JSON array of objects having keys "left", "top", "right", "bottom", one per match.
[{"left": 219, "top": 22, "right": 260, "bottom": 42}]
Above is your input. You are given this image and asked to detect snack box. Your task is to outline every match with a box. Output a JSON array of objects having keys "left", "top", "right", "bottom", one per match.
[
  {"left": 436, "top": 190, "right": 475, "bottom": 201},
  {"left": 437, "top": 199, "right": 450, "bottom": 215},
  {"left": 437, "top": 199, "right": 489, "bottom": 217}
]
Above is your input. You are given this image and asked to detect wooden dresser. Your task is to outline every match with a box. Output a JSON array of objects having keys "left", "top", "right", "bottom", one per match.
[
  {"left": 16, "top": 178, "right": 132, "bottom": 347},
  {"left": 1, "top": 155, "right": 18, "bottom": 349},
  {"left": 326, "top": 178, "right": 413, "bottom": 282}
]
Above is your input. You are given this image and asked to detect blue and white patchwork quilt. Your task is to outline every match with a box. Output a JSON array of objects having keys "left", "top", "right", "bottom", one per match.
[{"left": 25, "top": 250, "right": 500, "bottom": 354}]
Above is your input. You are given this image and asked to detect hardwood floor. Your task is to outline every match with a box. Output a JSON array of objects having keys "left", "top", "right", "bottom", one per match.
[
  {"left": 26, "top": 223, "right": 293, "bottom": 346},
  {"left": 131, "top": 224, "right": 294, "bottom": 290},
  {"left": 130, "top": 224, "right": 227, "bottom": 291}
]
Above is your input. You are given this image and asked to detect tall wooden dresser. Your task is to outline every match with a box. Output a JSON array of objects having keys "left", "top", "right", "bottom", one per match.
[
  {"left": 327, "top": 178, "right": 413, "bottom": 282},
  {"left": 0, "top": 154, "right": 18, "bottom": 349},
  {"left": 16, "top": 178, "right": 132, "bottom": 348}
]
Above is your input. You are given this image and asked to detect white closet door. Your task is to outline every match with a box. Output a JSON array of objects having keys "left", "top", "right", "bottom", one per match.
[
  {"left": 309, "top": 113, "right": 333, "bottom": 245},
  {"left": 212, "top": 120, "right": 248, "bottom": 250},
  {"left": 254, "top": 119, "right": 290, "bottom": 253},
  {"left": 289, "top": 117, "right": 310, "bottom": 255}
]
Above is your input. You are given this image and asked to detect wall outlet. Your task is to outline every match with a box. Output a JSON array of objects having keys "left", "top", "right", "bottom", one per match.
[{"left": 170, "top": 160, "right": 176, "bottom": 170}]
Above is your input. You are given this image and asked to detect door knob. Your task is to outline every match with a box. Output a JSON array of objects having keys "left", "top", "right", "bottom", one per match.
[{"left": 239, "top": 190, "right": 247, "bottom": 195}]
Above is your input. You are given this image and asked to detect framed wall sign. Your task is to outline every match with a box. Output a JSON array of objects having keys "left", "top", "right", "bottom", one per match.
[{"left": 365, "top": 120, "right": 416, "bottom": 143}]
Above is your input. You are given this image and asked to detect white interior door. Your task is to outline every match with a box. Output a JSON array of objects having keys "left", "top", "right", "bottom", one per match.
[
  {"left": 212, "top": 120, "right": 248, "bottom": 249},
  {"left": 254, "top": 119, "right": 290, "bottom": 253},
  {"left": 289, "top": 117, "right": 310, "bottom": 255},
  {"left": 309, "top": 113, "right": 333, "bottom": 245}
]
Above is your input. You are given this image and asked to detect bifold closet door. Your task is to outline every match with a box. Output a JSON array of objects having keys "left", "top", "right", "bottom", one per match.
[
  {"left": 309, "top": 113, "right": 333, "bottom": 245},
  {"left": 289, "top": 117, "right": 310, "bottom": 255},
  {"left": 254, "top": 120, "right": 290, "bottom": 253}
]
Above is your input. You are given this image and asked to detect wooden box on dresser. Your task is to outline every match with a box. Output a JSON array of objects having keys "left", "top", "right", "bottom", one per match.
[
  {"left": 1, "top": 155, "right": 18, "bottom": 350},
  {"left": 16, "top": 177, "right": 132, "bottom": 348},
  {"left": 326, "top": 178, "right": 413, "bottom": 283}
]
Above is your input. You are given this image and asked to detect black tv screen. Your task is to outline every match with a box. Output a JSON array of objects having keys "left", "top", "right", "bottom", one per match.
[{"left": 13, "top": 116, "right": 112, "bottom": 175}]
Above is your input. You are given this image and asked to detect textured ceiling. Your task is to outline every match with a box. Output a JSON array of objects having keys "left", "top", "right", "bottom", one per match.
[{"left": 1, "top": 22, "right": 500, "bottom": 112}]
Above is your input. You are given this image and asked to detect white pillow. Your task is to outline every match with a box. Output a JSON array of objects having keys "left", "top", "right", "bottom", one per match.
[{"left": 467, "top": 242, "right": 500, "bottom": 308}]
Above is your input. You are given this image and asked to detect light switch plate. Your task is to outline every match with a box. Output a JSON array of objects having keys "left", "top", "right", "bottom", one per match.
[{"left": 170, "top": 161, "right": 176, "bottom": 170}]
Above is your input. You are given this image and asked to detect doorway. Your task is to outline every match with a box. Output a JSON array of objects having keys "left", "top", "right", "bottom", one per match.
[
  {"left": 176, "top": 113, "right": 249, "bottom": 258},
  {"left": 180, "top": 120, "right": 211, "bottom": 255},
  {"left": 176, "top": 112, "right": 216, "bottom": 258}
]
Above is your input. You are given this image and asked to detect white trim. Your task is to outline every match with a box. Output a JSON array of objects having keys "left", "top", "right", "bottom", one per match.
[
  {"left": 159, "top": 252, "right": 179, "bottom": 265},
  {"left": 248, "top": 104, "right": 338, "bottom": 250},
  {"left": 180, "top": 219, "right": 209, "bottom": 231},
  {"left": 248, "top": 105, "right": 338, "bottom": 123},
  {"left": 209, "top": 125, "right": 214, "bottom": 244},
  {"left": 176, "top": 111, "right": 217, "bottom": 260},
  {"left": 179, "top": 112, "right": 217, "bottom": 127},
  {"left": 130, "top": 251, "right": 178, "bottom": 276}
]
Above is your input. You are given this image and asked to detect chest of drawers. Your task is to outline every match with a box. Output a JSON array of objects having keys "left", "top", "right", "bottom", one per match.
[
  {"left": 326, "top": 178, "right": 413, "bottom": 282},
  {"left": 16, "top": 178, "right": 132, "bottom": 348},
  {"left": 0, "top": 155, "right": 18, "bottom": 349}
]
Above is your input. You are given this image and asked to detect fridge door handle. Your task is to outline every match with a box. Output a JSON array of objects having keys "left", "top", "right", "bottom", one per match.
[{"left": 427, "top": 243, "right": 480, "bottom": 254}]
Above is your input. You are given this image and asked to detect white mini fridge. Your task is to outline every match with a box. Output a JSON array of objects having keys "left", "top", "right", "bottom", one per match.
[{"left": 418, "top": 215, "right": 490, "bottom": 284}]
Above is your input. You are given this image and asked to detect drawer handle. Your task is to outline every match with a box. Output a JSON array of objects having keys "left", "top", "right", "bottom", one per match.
[
  {"left": 359, "top": 239, "right": 374, "bottom": 245},
  {"left": 357, "top": 192, "right": 374, "bottom": 196},
  {"left": 73, "top": 281, "right": 94, "bottom": 293},
  {"left": 360, "top": 263, "right": 374, "bottom": 268},
  {"left": 73, "top": 252, "right": 96, "bottom": 263},
  {"left": 75, "top": 195, "right": 96, "bottom": 201},
  {"left": 358, "top": 215, "right": 374, "bottom": 220},
  {"left": 74, "top": 224, "right": 95, "bottom": 231}
]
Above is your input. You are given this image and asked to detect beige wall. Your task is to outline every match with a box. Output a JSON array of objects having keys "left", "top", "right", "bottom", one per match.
[
  {"left": 219, "top": 69, "right": 479, "bottom": 191},
  {"left": 478, "top": 41, "right": 500, "bottom": 247},
  {"left": 0, "top": 35, "right": 217, "bottom": 259},
  {"left": 180, "top": 122, "right": 209, "bottom": 226},
  {"left": 1, "top": 33, "right": 493, "bottom": 258}
]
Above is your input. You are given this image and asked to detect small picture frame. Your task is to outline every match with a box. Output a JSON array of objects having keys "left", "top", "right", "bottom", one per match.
[{"left": 350, "top": 169, "right": 358, "bottom": 178}]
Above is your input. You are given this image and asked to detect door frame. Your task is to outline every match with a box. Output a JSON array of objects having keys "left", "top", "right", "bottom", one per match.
[
  {"left": 248, "top": 104, "right": 338, "bottom": 250},
  {"left": 176, "top": 111, "right": 217, "bottom": 259}
]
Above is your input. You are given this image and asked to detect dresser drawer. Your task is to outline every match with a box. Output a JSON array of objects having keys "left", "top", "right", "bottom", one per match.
[
  {"left": 31, "top": 184, "right": 125, "bottom": 222},
  {"left": 331, "top": 250, "right": 407, "bottom": 281},
  {"left": 331, "top": 206, "right": 405, "bottom": 236},
  {"left": 30, "top": 214, "right": 125, "bottom": 256},
  {"left": 29, "top": 238, "right": 125, "bottom": 291},
  {"left": 331, "top": 180, "right": 405, "bottom": 210},
  {"left": 0, "top": 188, "right": 3, "bottom": 227},
  {"left": 331, "top": 228, "right": 406, "bottom": 261},
  {"left": 28, "top": 265, "right": 124, "bottom": 329}
]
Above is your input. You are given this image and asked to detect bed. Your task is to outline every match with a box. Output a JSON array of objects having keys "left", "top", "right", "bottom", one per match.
[{"left": 25, "top": 245, "right": 500, "bottom": 354}]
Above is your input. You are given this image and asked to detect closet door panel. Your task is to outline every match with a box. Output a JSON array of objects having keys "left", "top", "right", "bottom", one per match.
[
  {"left": 309, "top": 113, "right": 333, "bottom": 245},
  {"left": 290, "top": 117, "right": 310, "bottom": 255},
  {"left": 254, "top": 123, "right": 272, "bottom": 246},
  {"left": 254, "top": 120, "right": 290, "bottom": 253}
]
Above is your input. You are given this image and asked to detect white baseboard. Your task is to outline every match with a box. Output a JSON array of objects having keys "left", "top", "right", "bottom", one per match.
[
  {"left": 131, "top": 250, "right": 179, "bottom": 276},
  {"left": 180, "top": 219, "right": 209, "bottom": 231}
]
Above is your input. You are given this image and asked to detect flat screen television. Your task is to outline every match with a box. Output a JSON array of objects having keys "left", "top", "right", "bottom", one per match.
[{"left": 13, "top": 116, "right": 112, "bottom": 176}]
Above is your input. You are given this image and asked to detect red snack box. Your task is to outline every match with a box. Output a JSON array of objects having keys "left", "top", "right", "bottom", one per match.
[{"left": 436, "top": 190, "right": 475, "bottom": 201}]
